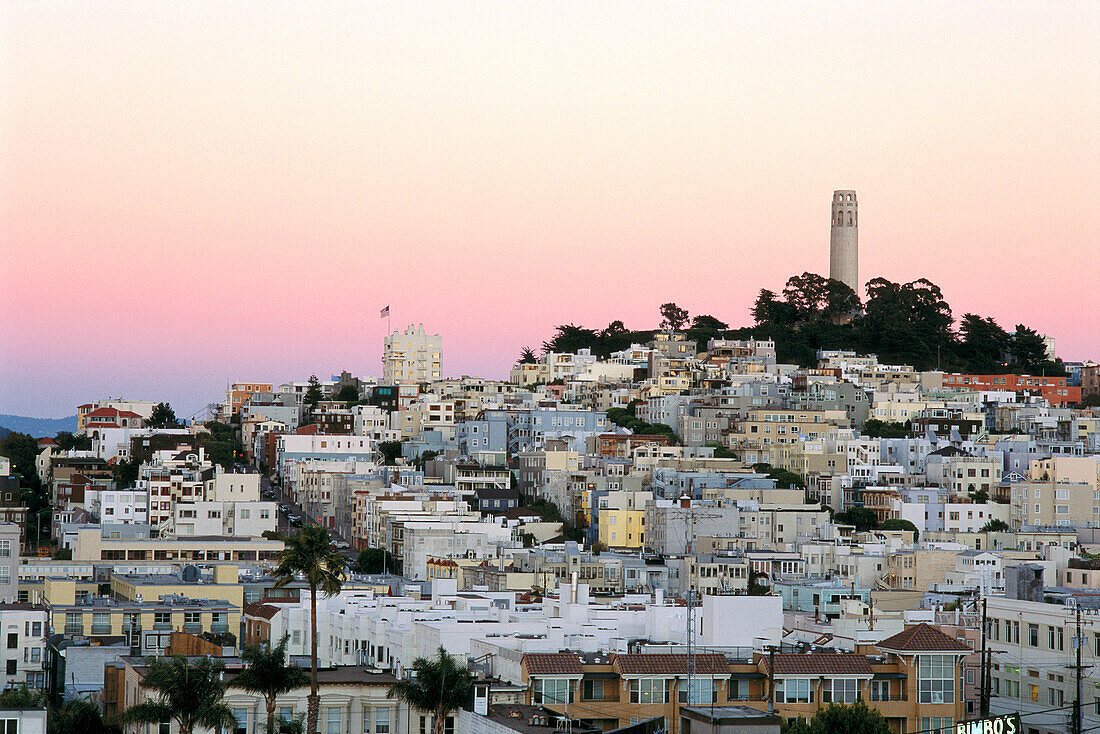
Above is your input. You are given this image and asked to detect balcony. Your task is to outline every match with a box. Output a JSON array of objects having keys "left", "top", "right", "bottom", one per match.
[
  {"left": 183, "top": 623, "right": 201, "bottom": 635},
  {"left": 153, "top": 622, "right": 173, "bottom": 631},
  {"left": 91, "top": 625, "right": 112, "bottom": 636},
  {"left": 211, "top": 623, "right": 229, "bottom": 634}
]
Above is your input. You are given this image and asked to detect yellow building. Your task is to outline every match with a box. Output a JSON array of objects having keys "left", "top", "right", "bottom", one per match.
[
  {"left": 44, "top": 577, "right": 240, "bottom": 655},
  {"left": 110, "top": 564, "right": 244, "bottom": 611},
  {"left": 599, "top": 508, "right": 646, "bottom": 550}
]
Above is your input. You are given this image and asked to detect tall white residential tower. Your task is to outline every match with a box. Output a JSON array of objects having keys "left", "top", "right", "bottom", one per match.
[
  {"left": 829, "top": 190, "right": 858, "bottom": 293},
  {"left": 382, "top": 324, "right": 442, "bottom": 384}
]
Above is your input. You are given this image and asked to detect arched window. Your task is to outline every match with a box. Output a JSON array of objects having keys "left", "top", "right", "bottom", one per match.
[{"left": 847, "top": 213, "right": 853, "bottom": 225}]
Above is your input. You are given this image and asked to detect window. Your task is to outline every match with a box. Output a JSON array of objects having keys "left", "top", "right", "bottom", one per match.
[
  {"left": 374, "top": 706, "right": 390, "bottom": 734},
  {"left": 64, "top": 613, "right": 82, "bottom": 635},
  {"left": 582, "top": 679, "right": 604, "bottom": 701},
  {"left": 326, "top": 708, "right": 341, "bottom": 734},
  {"left": 822, "top": 678, "right": 858, "bottom": 704},
  {"left": 4, "top": 660, "right": 14, "bottom": 675},
  {"left": 5, "top": 634, "right": 14, "bottom": 650},
  {"left": 533, "top": 678, "right": 573, "bottom": 705},
  {"left": 777, "top": 678, "right": 813, "bottom": 703},
  {"left": 278, "top": 706, "right": 293, "bottom": 725},
  {"left": 629, "top": 678, "right": 669, "bottom": 704},
  {"left": 232, "top": 709, "right": 247, "bottom": 734},
  {"left": 869, "top": 680, "right": 890, "bottom": 701},
  {"left": 919, "top": 655, "right": 955, "bottom": 703},
  {"left": 680, "top": 678, "right": 717, "bottom": 704},
  {"left": 1029, "top": 624, "right": 1039, "bottom": 647},
  {"left": 920, "top": 718, "right": 953, "bottom": 734}
]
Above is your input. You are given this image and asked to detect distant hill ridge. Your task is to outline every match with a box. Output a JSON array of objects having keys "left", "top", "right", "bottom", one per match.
[{"left": 0, "top": 414, "right": 78, "bottom": 438}]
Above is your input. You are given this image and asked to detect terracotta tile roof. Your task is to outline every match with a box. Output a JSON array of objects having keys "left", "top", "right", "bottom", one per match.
[
  {"left": 615, "top": 653, "right": 730, "bottom": 676},
  {"left": 876, "top": 623, "right": 972, "bottom": 653},
  {"left": 767, "top": 653, "right": 873, "bottom": 676},
  {"left": 243, "top": 602, "right": 283, "bottom": 620},
  {"left": 523, "top": 652, "right": 584, "bottom": 676}
]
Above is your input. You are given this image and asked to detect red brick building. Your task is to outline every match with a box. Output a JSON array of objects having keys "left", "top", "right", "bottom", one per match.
[{"left": 941, "top": 373, "right": 1080, "bottom": 406}]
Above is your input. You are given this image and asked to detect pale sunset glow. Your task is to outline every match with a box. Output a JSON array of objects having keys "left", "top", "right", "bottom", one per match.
[{"left": 2, "top": 1, "right": 1097, "bottom": 416}]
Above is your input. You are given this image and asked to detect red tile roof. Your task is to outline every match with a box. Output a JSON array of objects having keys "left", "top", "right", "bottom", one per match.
[
  {"left": 85, "top": 407, "right": 142, "bottom": 418},
  {"left": 876, "top": 623, "right": 972, "bottom": 653},
  {"left": 615, "top": 653, "right": 730, "bottom": 676},
  {"left": 767, "top": 653, "right": 873, "bottom": 676},
  {"left": 522, "top": 653, "right": 584, "bottom": 676}
]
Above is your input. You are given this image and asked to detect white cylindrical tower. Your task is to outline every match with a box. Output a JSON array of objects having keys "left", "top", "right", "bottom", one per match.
[{"left": 829, "top": 190, "right": 858, "bottom": 292}]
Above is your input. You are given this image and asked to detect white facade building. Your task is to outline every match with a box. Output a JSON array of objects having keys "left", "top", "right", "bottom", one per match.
[{"left": 383, "top": 324, "right": 442, "bottom": 384}]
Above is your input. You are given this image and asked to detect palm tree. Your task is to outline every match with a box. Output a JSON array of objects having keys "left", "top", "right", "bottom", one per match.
[
  {"left": 119, "top": 655, "right": 237, "bottom": 734},
  {"left": 270, "top": 525, "right": 346, "bottom": 734},
  {"left": 48, "top": 697, "right": 121, "bottom": 734},
  {"left": 231, "top": 634, "right": 310, "bottom": 734},
  {"left": 388, "top": 647, "right": 473, "bottom": 734}
]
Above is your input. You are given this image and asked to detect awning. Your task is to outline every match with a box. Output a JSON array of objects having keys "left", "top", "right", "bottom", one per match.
[
  {"left": 730, "top": 671, "right": 768, "bottom": 680},
  {"left": 581, "top": 672, "right": 620, "bottom": 680},
  {"left": 873, "top": 672, "right": 907, "bottom": 680}
]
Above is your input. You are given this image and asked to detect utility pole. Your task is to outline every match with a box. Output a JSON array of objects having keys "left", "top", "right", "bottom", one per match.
[
  {"left": 768, "top": 645, "right": 776, "bottom": 714},
  {"left": 1073, "top": 606, "right": 1083, "bottom": 734},
  {"left": 979, "top": 597, "right": 990, "bottom": 718}
]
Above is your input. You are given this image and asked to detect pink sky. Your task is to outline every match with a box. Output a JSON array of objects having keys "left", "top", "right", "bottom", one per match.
[{"left": 2, "top": 2, "right": 1098, "bottom": 418}]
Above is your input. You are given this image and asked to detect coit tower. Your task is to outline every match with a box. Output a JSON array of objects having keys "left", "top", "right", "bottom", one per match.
[{"left": 829, "top": 190, "right": 858, "bottom": 292}]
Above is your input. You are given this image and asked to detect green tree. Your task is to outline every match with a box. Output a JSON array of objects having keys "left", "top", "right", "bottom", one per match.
[
  {"left": 119, "top": 656, "right": 236, "bottom": 734},
  {"left": 659, "top": 302, "right": 690, "bottom": 331},
  {"left": 147, "top": 402, "right": 180, "bottom": 429},
  {"left": 334, "top": 385, "right": 359, "bottom": 403},
  {"left": 0, "top": 684, "right": 44, "bottom": 707},
  {"left": 53, "top": 431, "right": 92, "bottom": 451},
  {"left": 231, "top": 634, "right": 310, "bottom": 734},
  {"left": 861, "top": 419, "right": 911, "bottom": 438},
  {"left": 356, "top": 547, "right": 401, "bottom": 575},
  {"left": 378, "top": 441, "right": 403, "bottom": 466},
  {"left": 859, "top": 278, "right": 953, "bottom": 368},
  {"left": 958, "top": 314, "right": 1011, "bottom": 373},
  {"left": 878, "top": 518, "right": 919, "bottom": 540},
  {"left": 112, "top": 459, "right": 140, "bottom": 488},
  {"left": 782, "top": 701, "right": 892, "bottom": 734},
  {"left": 542, "top": 324, "right": 600, "bottom": 354},
  {"left": 752, "top": 289, "right": 798, "bottom": 326},
  {"left": 835, "top": 507, "right": 878, "bottom": 532},
  {"left": 705, "top": 442, "right": 736, "bottom": 459},
  {"left": 270, "top": 526, "right": 346, "bottom": 734},
  {"left": 388, "top": 647, "right": 473, "bottom": 734},
  {"left": 48, "top": 697, "right": 121, "bottom": 734},
  {"left": 0, "top": 432, "right": 41, "bottom": 489},
  {"left": 981, "top": 518, "right": 1010, "bottom": 532},
  {"left": 690, "top": 314, "right": 729, "bottom": 331},
  {"left": 52, "top": 547, "right": 72, "bottom": 560},
  {"left": 303, "top": 375, "right": 324, "bottom": 407},
  {"left": 517, "top": 346, "right": 537, "bottom": 364},
  {"left": 1010, "top": 325, "right": 1049, "bottom": 374}
]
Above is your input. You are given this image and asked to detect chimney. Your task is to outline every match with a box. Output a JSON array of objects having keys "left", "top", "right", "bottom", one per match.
[{"left": 571, "top": 571, "right": 578, "bottom": 604}]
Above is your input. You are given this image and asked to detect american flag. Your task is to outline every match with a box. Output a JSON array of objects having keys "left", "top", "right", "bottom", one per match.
[{"left": 379, "top": 306, "right": 390, "bottom": 318}]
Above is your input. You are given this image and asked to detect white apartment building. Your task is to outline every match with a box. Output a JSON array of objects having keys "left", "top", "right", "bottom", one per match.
[
  {"left": 0, "top": 605, "right": 49, "bottom": 690},
  {"left": 1011, "top": 481, "right": 1097, "bottom": 528},
  {"left": 0, "top": 524, "right": 20, "bottom": 602},
  {"left": 169, "top": 500, "right": 278, "bottom": 538},
  {"left": 382, "top": 324, "right": 442, "bottom": 384},
  {"left": 96, "top": 489, "right": 149, "bottom": 525},
  {"left": 208, "top": 467, "right": 261, "bottom": 502}
]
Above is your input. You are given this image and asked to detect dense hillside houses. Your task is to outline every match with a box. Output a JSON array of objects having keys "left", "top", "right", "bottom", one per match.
[{"left": 2, "top": 326, "right": 1099, "bottom": 734}]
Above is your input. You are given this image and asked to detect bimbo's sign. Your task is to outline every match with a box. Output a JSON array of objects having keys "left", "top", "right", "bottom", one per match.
[{"left": 954, "top": 713, "right": 1021, "bottom": 734}]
